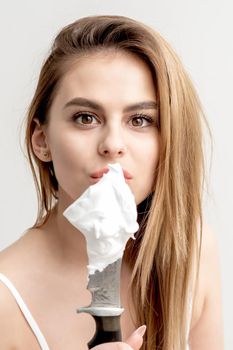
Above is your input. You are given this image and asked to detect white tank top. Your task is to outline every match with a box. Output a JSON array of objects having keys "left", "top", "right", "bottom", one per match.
[
  {"left": 0, "top": 272, "right": 190, "bottom": 349},
  {"left": 0, "top": 273, "right": 50, "bottom": 350}
]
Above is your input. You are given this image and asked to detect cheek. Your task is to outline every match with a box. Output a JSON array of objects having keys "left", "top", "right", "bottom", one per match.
[
  {"left": 132, "top": 134, "right": 160, "bottom": 204},
  {"left": 48, "top": 130, "right": 88, "bottom": 166},
  {"left": 136, "top": 133, "right": 160, "bottom": 172},
  {"left": 47, "top": 134, "right": 85, "bottom": 183},
  {"left": 50, "top": 140, "right": 78, "bottom": 171}
]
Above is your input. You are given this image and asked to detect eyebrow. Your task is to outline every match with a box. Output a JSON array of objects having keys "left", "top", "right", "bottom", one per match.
[{"left": 63, "top": 97, "right": 158, "bottom": 112}]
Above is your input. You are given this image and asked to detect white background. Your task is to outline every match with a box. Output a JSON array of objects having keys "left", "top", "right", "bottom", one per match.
[{"left": 0, "top": 0, "right": 232, "bottom": 348}]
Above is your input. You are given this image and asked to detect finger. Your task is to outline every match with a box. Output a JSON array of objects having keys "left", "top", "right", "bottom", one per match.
[
  {"left": 91, "top": 326, "right": 147, "bottom": 350},
  {"left": 91, "top": 342, "right": 131, "bottom": 349},
  {"left": 125, "top": 325, "right": 147, "bottom": 350}
]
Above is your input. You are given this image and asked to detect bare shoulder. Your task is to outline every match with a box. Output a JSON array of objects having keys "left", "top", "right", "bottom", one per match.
[
  {"left": 0, "top": 229, "right": 42, "bottom": 348},
  {"left": 0, "top": 239, "right": 24, "bottom": 348},
  {"left": 0, "top": 232, "right": 28, "bottom": 275},
  {"left": 0, "top": 273, "right": 21, "bottom": 348},
  {"left": 195, "top": 224, "right": 221, "bottom": 293},
  {"left": 0, "top": 273, "right": 39, "bottom": 349},
  {"left": 200, "top": 224, "right": 220, "bottom": 263},
  {"left": 0, "top": 230, "right": 32, "bottom": 304},
  {"left": 0, "top": 228, "right": 40, "bottom": 305},
  {"left": 0, "top": 227, "right": 43, "bottom": 268},
  {"left": 189, "top": 224, "right": 224, "bottom": 349}
]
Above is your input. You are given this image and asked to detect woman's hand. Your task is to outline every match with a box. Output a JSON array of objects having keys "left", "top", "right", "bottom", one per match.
[{"left": 92, "top": 325, "right": 146, "bottom": 350}]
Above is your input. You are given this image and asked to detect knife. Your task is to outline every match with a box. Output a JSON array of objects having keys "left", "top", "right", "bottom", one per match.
[{"left": 78, "top": 258, "right": 124, "bottom": 348}]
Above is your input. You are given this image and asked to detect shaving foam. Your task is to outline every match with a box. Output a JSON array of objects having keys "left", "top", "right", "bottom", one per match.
[{"left": 63, "top": 163, "right": 139, "bottom": 274}]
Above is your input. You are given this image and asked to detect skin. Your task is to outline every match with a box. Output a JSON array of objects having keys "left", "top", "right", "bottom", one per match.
[{"left": 0, "top": 51, "right": 224, "bottom": 349}]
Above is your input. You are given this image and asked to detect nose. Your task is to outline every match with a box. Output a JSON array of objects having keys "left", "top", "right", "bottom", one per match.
[{"left": 98, "top": 126, "right": 127, "bottom": 158}]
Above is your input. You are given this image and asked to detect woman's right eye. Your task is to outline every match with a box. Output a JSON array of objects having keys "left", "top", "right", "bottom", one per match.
[{"left": 72, "top": 112, "right": 99, "bottom": 126}]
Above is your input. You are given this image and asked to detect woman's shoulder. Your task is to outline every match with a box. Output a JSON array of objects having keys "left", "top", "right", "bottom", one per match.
[
  {"left": 0, "top": 228, "right": 45, "bottom": 291},
  {"left": 0, "top": 229, "right": 45, "bottom": 348},
  {"left": 0, "top": 238, "right": 26, "bottom": 348},
  {"left": 0, "top": 276, "right": 18, "bottom": 348},
  {"left": 191, "top": 223, "right": 221, "bottom": 318},
  {"left": 0, "top": 227, "right": 44, "bottom": 264},
  {"left": 0, "top": 269, "right": 39, "bottom": 349},
  {"left": 199, "top": 223, "right": 220, "bottom": 260},
  {"left": 189, "top": 223, "right": 224, "bottom": 348},
  {"left": 0, "top": 230, "right": 32, "bottom": 270},
  {"left": 196, "top": 223, "right": 221, "bottom": 304},
  {"left": 0, "top": 230, "right": 33, "bottom": 299}
]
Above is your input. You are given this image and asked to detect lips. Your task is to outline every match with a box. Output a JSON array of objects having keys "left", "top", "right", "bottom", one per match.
[
  {"left": 90, "top": 167, "right": 110, "bottom": 179},
  {"left": 122, "top": 169, "right": 133, "bottom": 180},
  {"left": 90, "top": 167, "right": 132, "bottom": 180}
]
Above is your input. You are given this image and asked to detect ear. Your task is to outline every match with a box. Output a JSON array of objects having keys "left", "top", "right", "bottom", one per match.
[{"left": 31, "top": 119, "right": 52, "bottom": 162}]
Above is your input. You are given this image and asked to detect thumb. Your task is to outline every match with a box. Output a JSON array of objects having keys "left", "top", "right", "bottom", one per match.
[{"left": 125, "top": 325, "right": 146, "bottom": 350}]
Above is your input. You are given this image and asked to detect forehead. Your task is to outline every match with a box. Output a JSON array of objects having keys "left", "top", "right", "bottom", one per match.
[{"left": 53, "top": 50, "right": 156, "bottom": 109}]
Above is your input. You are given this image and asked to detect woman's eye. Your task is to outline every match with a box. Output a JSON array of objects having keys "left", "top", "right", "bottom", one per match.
[
  {"left": 130, "top": 115, "right": 153, "bottom": 127},
  {"left": 73, "top": 113, "right": 99, "bottom": 125}
]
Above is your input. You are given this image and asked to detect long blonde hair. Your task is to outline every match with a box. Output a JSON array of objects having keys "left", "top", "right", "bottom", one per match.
[{"left": 25, "top": 15, "right": 206, "bottom": 349}]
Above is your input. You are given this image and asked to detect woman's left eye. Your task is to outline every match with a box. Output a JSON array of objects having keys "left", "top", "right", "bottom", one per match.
[{"left": 129, "top": 115, "right": 153, "bottom": 127}]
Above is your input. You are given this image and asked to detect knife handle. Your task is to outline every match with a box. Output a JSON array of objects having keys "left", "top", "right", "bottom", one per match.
[{"left": 88, "top": 315, "right": 122, "bottom": 349}]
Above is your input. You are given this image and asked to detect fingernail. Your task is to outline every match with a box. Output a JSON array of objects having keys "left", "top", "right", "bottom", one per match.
[{"left": 135, "top": 325, "right": 147, "bottom": 337}]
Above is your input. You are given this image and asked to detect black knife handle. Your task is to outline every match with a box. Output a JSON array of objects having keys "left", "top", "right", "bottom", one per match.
[{"left": 88, "top": 315, "right": 122, "bottom": 349}]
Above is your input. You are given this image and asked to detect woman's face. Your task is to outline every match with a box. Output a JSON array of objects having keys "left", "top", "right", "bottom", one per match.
[{"left": 41, "top": 51, "right": 160, "bottom": 207}]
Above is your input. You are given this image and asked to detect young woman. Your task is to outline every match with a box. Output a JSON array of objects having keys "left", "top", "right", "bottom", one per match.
[{"left": 0, "top": 15, "right": 223, "bottom": 350}]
